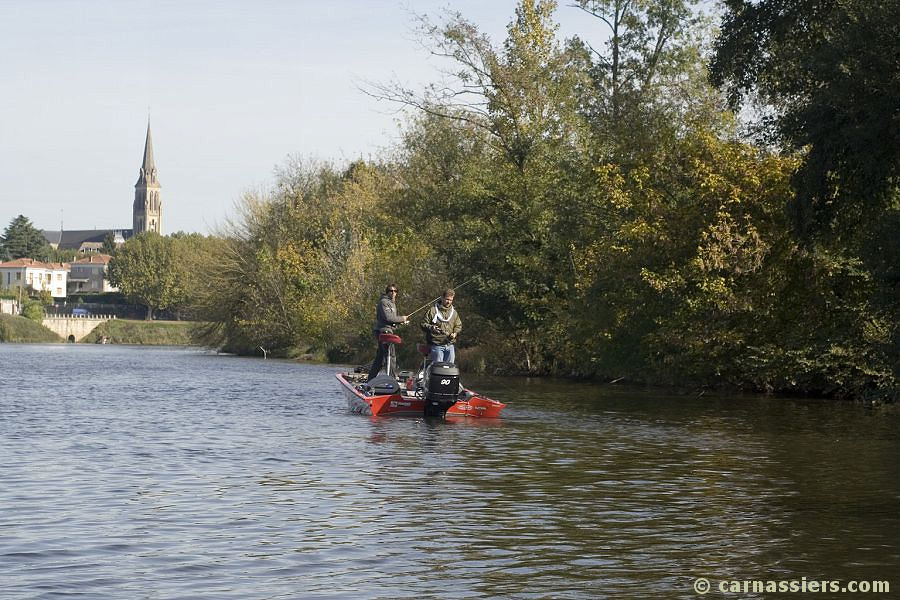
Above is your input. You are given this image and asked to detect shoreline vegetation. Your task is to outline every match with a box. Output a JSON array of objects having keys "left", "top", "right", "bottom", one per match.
[
  {"left": 0, "top": 314, "right": 62, "bottom": 343},
  {"left": 2, "top": 1, "right": 896, "bottom": 403},
  {"left": 0, "top": 314, "right": 895, "bottom": 406},
  {"left": 81, "top": 320, "right": 199, "bottom": 346},
  {"left": 0, "top": 315, "right": 199, "bottom": 346}
]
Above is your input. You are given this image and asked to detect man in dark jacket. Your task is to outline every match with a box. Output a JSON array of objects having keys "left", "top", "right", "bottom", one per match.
[{"left": 367, "top": 283, "right": 408, "bottom": 381}]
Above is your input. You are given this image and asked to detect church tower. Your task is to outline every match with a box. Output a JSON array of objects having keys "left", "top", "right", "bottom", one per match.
[{"left": 133, "top": 122, "right": 162, "bottom": 235}]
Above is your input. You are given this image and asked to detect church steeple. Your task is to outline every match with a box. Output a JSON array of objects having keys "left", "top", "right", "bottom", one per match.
[
  {"left": 137, "top": 122, "right": 158, "bottom": 185},
  {"left": 133, "top": 121, "right": 162, "bottom": 234}
]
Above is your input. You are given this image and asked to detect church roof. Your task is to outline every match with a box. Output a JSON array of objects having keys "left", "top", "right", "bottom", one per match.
[{"left": 42, "top": 229, "right": 133, "bottom": 250}]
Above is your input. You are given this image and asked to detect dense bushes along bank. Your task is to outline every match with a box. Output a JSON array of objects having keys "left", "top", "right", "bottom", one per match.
[
  {"left": 0, "top": 314, "right": 61, "bottom": 343},
  {"left": 81, "top": 320, "right": 198, "bottom": 346}
]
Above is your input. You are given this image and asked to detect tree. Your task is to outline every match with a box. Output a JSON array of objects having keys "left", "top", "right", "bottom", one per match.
[
  {"left": 369, "top": 1, "right": 586, "bottom": 169},
  {"left": 102, "top": 232, "right": 118, "bottom": 255},
  {"left": 22, "top": 298, "right": 44, "bottom": 322},
  {"left": 710, "top": 0, "right": 900, "bottom": 399},
  {"left": 570, "top": 0, "right": 725, "bottom": 162},
  {"left": 167, "top": 232, "right": 224, "bottom": 320},
  {"left": 193, "top": 159, "right": 436, "bottom": 358},
  {"left": 709, "top": 0, "right": 900, "bottom": 240},
  {"left": 0, "top": 215, "right": 51, "bottom": 261},
  {"left": 107, "top": 232, "right": 180, "bottom": 320}
]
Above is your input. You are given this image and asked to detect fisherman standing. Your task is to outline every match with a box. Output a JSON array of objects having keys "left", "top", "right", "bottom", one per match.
[
  {"left": 421, "top": 289, "right": 462, "bottom": 364},
  {"left": 367, "top": 284, "right": 408, "bottom": 381}
]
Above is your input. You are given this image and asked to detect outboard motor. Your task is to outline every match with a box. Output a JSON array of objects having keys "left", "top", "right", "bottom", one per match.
[{"left": 424, "top": 362, "right": 460, "bottom": 417}]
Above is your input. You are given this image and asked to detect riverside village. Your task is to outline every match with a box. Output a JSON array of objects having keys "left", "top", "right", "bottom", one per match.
[{"left": 0, "top": 123, "right": 164, "bottom": 342}]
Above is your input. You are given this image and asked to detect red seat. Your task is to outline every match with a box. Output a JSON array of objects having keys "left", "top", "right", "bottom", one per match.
[
  {"left": 378, "top": 333, "right": 402, "bottom": 345},
  {"left": 417, "top": 343, "right": 431, "bottom": 356}
]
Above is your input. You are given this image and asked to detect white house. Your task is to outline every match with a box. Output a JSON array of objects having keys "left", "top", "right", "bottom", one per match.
[
  {"left": 0, "top": 258, "right": 68, "bottom": 298},
  {"left": 68, "top": 254, "right": 117, "bottom": 293}
]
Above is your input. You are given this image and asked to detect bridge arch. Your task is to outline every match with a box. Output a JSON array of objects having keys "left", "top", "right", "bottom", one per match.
[{"left": 41, "top": 315, "right": 115, "bottom": 342}]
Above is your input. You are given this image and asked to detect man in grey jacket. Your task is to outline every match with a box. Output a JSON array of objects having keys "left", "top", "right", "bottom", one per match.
[{"left": 367, "top": 283, "right": 408, "bottom": 381}]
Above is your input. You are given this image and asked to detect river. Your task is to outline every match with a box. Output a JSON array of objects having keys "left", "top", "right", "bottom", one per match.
[{"left": 1, "top": 344, "right": 898, "bottom": 599}]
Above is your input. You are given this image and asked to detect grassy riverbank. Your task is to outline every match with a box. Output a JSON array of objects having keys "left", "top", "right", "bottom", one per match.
[
  {"left": 0, "top": 314, "right": 62, "bottom": 343},
  {"left": 81, "top": 319, "right": 199, "bottom": 345}
]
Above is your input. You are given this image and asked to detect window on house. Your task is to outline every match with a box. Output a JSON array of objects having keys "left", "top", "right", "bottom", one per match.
[{"left": 16, "top": 272, "right": 21, "bottom": 281}]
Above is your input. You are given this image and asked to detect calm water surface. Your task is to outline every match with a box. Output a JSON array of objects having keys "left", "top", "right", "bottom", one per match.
[{"left": 1, "top": 344, "right": 898, "bottom": 599}]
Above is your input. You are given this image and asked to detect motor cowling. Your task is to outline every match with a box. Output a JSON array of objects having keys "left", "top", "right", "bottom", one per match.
[{"left": 424, "top": 362, "right": 459, "bottom": 417}]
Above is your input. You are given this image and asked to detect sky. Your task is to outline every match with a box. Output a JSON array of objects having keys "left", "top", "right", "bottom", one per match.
[{"left": 0, "top": 0, "right": 609, "bottom": 235}]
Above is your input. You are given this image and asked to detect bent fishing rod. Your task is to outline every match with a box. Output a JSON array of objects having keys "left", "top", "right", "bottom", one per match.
[{"left": 405, "top": 276, "right": 478, "bottom": 320}]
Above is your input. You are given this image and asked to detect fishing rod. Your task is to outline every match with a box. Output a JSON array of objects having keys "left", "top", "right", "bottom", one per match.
[{"left": 405, "top": 276, "right": 478, "bottom": 320}]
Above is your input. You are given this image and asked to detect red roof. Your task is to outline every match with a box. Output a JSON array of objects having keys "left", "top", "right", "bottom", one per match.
[
  {"left": 71, "top": 254, "right": 112, "bottom": 265},
  {"left": 0, "top": 258, "right": 69, "bottom": 270}
]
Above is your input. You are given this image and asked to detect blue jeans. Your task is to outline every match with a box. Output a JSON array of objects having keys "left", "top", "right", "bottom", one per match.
[{"left": 430, "top": 344, "right": 455, "bottom": 364}]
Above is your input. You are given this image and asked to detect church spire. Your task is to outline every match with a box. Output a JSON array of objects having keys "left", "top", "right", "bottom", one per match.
[
  {"left": 136, "top": 121, "right": 158, "bottom": 186},
  {"left": 133, "top": 121, "right": 162, "bottom": 235}
]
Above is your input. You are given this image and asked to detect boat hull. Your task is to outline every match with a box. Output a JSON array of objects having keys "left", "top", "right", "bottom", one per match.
[{"left": 336, "top": 373, "right": 505, "bottom": 418}]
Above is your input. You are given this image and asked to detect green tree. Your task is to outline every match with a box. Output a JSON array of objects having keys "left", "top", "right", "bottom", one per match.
[
  {"left": 710, "top": 0, "right": 900, "bottom": 400},
  {"left": 102, "top": 232, "right": 118, "bottom": 255},
  {"left": 22, "top": 298, "right": 44, "bottom": 322},
  {"left": 46, "top": 246, "right": 79, "bottom": 264},
  {"left": 0, "top": 215, "right": 52, "bottom": 261},
  {"left": 38, "top": 289, "right": 53, "bottom": 307},
  {"left": 168, "top": 231, "right": 223, "bottom": 320},
  {"left": 194, "top": 159, "right": 434, "bottom": 358},
  {"left": 709, "top": 0, "right": 900, "bottom": 240},
  {"left": 571, "top": 0, "right": 725, "bottom": 162},
  {"left": 557, "top": 132, "right": 794, "bottom": 380},
  {"left": 107, "top": 232, "right": 180, "bottom": 320}
]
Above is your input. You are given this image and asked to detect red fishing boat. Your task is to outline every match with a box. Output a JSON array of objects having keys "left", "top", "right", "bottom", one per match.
[{"left": 336, "top": 333, "right": 505, "bottom": 418}]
